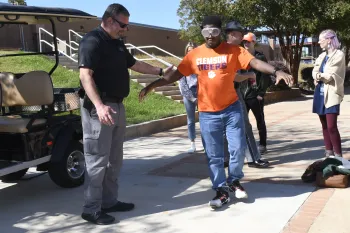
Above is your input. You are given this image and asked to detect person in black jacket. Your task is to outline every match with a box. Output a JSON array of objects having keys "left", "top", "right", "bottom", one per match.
[{"left": 240, "top": 32, "right": 272, "bottom": 154}]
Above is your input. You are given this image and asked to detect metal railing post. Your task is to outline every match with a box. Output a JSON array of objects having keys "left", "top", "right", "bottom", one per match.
[
  {"left": 69, "top": 30, "right": 72, "bottom": 56},
  {"left": 39, "top": 27, "right": 42, "bottom": 52}
]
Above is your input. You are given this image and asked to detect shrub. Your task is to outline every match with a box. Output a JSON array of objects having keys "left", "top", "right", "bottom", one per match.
[
  {"left": 300, "top": 66, "right": 314, "bottom": 81},
  {"left": 298, "top": 64, "right": 315, "bottom": 91}
]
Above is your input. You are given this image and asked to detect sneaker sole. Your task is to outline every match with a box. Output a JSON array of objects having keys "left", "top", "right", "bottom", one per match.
[
  {"left": 235, "top": 192, "right": 248, "bottom": 199},
  {"left": 228, "top": 188, "right": 248, "bottom": 199},
  {"left": 209, "top": 197, "right": 231, "bottom": 209}
]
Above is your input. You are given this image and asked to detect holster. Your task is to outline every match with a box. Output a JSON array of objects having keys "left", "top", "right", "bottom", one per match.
[{"left": 78, "top": 87, "right": 94, "bottom": 112}]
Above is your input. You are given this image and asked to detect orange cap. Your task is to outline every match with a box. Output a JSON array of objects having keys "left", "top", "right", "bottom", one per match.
[{"left": 243, "top": 32, "right": 256, "bottom": 42}]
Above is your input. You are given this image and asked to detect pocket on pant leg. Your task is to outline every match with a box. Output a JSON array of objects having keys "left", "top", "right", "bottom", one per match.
[{"left": 83, "top": 117, "right": 102, "bottom": 156}]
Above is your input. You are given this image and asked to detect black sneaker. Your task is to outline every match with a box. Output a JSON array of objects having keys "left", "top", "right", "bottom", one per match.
[
  {"left": 81, "top": 211, "right": 115, "bottom": 225},
  {"left": 101, "top": 201, "right": 135, "bottom": 213},
  {"left": 228, "top": 180, "right": 248, "bottom": 199},
  {"left": 248, "top": 159, "right": 270, "bottom": 168},
  {"left": 209, "top": 188, "right": 230, "bottom": 209}
]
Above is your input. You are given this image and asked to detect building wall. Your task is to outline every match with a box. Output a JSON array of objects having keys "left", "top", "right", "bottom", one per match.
[{"left": 0, "top": 18, "right": 188, "bottom": 57}]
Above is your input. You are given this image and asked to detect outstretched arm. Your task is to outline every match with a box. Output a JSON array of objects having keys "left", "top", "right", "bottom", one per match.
[
  {"left": 235, "top": 72, "right": 256, "bottom": 82},
  {"left": 139, "top": 67, "right": 183, "bottom": 101},
  {"left": 130, "top": 61, "right": 175, "bottom": 76},
  {"left": 249, "top": 58, "right": 294, "bottom": 86}
]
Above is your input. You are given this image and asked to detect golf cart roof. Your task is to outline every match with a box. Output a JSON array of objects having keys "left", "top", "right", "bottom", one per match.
[{"left": 0, "top": 3, "right": 97, "bottom": 24}]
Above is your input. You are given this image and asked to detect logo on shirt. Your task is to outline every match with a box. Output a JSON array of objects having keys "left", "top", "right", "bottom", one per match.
[
  {"left": 208, "top": 71, "right": 216, "bottom": 79},
  {"left": 196, "top": 55, "right": 227, "bottom": 72}
]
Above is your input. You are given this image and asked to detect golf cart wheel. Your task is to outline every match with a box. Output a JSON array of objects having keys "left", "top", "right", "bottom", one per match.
[
  {"left": 1, "top": 168, "right": 28, "bottom": 181},
  {"left": 48, "top": 140, "right": 85, "bottom": 188}
]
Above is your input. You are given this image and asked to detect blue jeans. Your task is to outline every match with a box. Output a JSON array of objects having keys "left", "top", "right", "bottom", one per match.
[
  {"left": 183, "top": 88, "right": 197, "bottom": 141},
  {"left": 199, "top": 101, "right": 246, "bottom": 189}
]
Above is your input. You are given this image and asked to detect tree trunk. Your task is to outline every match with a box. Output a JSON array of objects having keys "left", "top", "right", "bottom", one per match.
[
  {"left": 345, "top": 46, "right": 350, "bottom": 66},
  {"left": 277, "top": 31, "right": 306, "bottom": 86}
]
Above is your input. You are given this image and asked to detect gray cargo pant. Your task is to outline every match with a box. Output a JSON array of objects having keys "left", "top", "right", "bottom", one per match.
[{"left": 80, "top": 99, "right": 126, "bottom": 214}]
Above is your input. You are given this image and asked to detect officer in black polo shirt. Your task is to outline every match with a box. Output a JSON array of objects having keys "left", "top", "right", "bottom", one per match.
[{"left": 78, "top": 3, "right": 172, "bottom": 225}]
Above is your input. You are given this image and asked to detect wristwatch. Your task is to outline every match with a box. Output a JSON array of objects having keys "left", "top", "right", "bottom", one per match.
[
  {"left": 159, "top": 68, "right": 163, "bottom": 76},
  {"left": 272, "top": 68, "right": 279, "bottom": 77}
]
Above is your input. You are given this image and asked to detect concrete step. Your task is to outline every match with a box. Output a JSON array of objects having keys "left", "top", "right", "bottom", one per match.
[
  {"left": 59, "top": 60, "right": 77, "bottom": 65},
  {"left": 169, "top": 95, "right": 183, "bottom": 101},
  {"left": 61, "top": 65, "right": 78, "bottom": 71},
  {"left": 154, "top": 86, "right": 179, "bottom": 91},
  {"left": 155, "top": 90, "right": 181, "bottom": 96},
  {"left": 61, "top": 64, "right": 78, "bottom": 68}
]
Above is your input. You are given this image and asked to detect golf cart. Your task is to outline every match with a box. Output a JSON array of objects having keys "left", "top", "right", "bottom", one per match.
[{"left": 0, "top": 4, "right": 96, "bottom": 188}]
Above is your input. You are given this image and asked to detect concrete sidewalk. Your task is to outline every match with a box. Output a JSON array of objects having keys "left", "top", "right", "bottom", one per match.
[{"left": 1, "top": 88, "right": 350, "bottom": 233}]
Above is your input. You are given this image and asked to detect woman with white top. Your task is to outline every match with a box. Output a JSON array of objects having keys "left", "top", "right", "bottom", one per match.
[{"left": 312, "top": 29, "right": 346, "bottom": 157}]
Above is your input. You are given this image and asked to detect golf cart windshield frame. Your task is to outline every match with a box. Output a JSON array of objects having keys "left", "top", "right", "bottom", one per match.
[
  {"left": 0, "top": 16, "right": 60, "bottom": 75},
  {"left": 0, "top": 3, "right": 97, "bottom": 75}
]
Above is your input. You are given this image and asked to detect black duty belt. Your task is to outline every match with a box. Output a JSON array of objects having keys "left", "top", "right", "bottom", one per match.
[{"left": 102, "top": 96, "right": 124, "bottom": 103}]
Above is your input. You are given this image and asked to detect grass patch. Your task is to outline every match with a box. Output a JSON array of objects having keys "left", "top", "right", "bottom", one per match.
[{"left": 0, "top": 51, "right": 185, "bottom": 125}]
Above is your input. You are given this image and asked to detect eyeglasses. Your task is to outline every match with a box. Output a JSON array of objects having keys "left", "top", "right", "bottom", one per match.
[
  {"left": 112, "top": 17, "right": 128, "bottom": 29},
  {"left": 201, "top": 28, "right": 221, "bottom": 38}
]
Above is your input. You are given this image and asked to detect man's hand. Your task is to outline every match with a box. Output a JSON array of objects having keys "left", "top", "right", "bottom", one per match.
[
  {"left": 95, "top": 104, "right": 117, "bottom": 126},
  {"left": 275, "top": 70, "right": 294, "bottom": 87},
  {"left": 139, "top": 86, "right": 152, "bottom": 102},
  {"left": 257, "top": 95, "right": 263, "bottom": 101}
]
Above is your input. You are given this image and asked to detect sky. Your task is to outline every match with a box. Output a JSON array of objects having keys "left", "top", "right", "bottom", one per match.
[{"left": 4, "top": 0, "right": 181, "bottom": 29}]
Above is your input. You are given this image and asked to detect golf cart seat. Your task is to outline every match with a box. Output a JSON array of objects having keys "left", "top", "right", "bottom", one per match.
[{"left": 0, "top": 71, "right": 54, "bottom": 133}]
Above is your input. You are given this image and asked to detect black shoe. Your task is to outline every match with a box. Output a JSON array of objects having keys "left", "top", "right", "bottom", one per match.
[
  {"left": 81, "top": 211, "right": 115, "bottom": 225},
  {"left": 248, "top": 159, "right": 270, "bottom": 168},
  {"left": 102, "top": 201, "right": 135, "bottom": 213},
  {"left": 228, "top": 180, "right": 248, "bottom": 199},
  {"left": 208, "top": 187, "right": 230, "bottom": 209}
]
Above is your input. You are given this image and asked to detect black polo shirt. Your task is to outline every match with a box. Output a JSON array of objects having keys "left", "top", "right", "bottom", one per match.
[{"left": 78, "top": 25, "right": 136, "bottom": 98}]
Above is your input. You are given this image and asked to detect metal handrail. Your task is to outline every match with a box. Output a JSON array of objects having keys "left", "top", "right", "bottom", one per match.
[
  {"left": 39, "top": 28, "right": 181, "bottom": 69},
  {"left": 125, "top": 43, "right": 172, "bottom": 67},
  {"left": 130, "top": 45, "right": 182, "bottom": 61},
  {"left": 68, "top": 29, "right": 83, "bottom": 56},
  {"left": 67, "top": 29, "right": 180, "bottom": 66},
  {"left": 39, "top": 28, "right": 77, "bottom": 52},
  {"left": 40, "top": 40, "right": 78, "bottom": 62}
]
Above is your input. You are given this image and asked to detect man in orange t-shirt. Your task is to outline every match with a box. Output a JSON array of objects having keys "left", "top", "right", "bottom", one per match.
[{"left": 139, "top": 15, "right": 293, "bottom": 209}]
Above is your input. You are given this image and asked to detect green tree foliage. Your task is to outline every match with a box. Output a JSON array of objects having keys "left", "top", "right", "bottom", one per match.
[
  {"left": 320, "top": 1, "right": 350, "bottom": 65},
  {"left": 8, "top": 0, "right": 27, "bottom": 5},
  {"left": 177, "top": 0, "right": 350, "bottom": 83},
  {"left": 177, "top": 0, "right": 236, "bottom": 45}
]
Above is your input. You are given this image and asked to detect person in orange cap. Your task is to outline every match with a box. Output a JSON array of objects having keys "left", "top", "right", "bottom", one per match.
[{"left": 241, "top": 32, "right": 272, "bottom": 155}]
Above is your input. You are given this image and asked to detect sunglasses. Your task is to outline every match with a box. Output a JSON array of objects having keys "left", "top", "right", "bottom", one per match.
[
  {"left": 112, "top": 17, "right": 128, "bottom": 29},
  {"left": 201, "top": 28, "right": 221, "bottom": 38}
]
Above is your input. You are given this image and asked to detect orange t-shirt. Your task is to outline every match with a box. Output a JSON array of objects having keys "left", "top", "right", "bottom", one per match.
[{"left": 178, "top": 42, "right": 255, "bottom": 112}]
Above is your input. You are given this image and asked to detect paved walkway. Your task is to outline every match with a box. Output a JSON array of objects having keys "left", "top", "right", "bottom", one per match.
[{"left": 1, "top": 88, "right": 350, "bottom": 233}]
